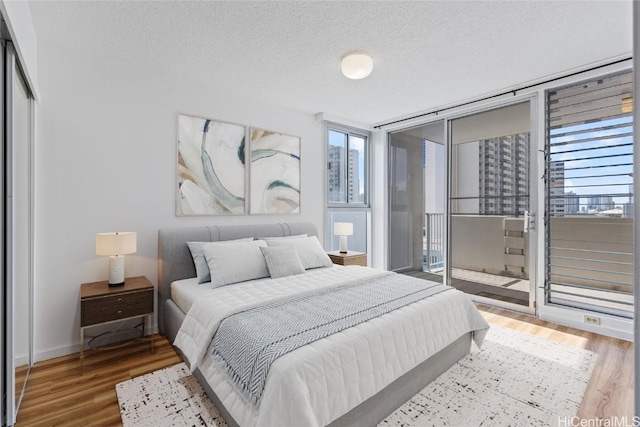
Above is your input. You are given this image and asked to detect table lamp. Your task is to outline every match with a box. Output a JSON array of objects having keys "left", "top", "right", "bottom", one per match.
[
  {"left": 333, "top": 222, "right": 353, "bottom": 254},
  {"left": 96, "top": 232, "right": 137, "bottom": 286}
]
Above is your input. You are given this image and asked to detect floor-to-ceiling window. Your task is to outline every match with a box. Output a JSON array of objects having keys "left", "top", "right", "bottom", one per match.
[
  {"left": 326, "top": 123, "right": 371, "bottom": 256},
  {"left": 545, "top": 70, "right": 633, "bottom": 318}
]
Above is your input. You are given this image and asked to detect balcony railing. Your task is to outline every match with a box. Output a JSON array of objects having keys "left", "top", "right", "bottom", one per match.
[{"left": 423, "top": 213, "right": 444, "bottom": 271}]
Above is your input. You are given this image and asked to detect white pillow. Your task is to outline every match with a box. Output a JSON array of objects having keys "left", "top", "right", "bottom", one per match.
[
  {"left": 204, "top": 240, "right": 269, "bottom": 288},
  {"left": 266, "top": 236, "right": 333, "bottom": 270},
  {"left": 187, "top": 237, "right": 254, "bottom": 284},
  {"left": 260, "top": 246, "right": 305, "bottom": 279}
]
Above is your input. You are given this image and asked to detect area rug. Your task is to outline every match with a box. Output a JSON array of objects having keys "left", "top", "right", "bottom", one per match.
[{"left": 116, "top": 325, "right": 597, "bottom": 427}]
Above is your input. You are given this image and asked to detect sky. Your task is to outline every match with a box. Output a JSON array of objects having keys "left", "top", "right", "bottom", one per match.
[{"left": 550, "top": 115, "right": 633, "bottom": 210}]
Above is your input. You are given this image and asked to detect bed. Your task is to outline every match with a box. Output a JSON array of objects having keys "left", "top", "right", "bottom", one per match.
[{"left": 158, "top": 222, "right": 489, "bottom": 427}]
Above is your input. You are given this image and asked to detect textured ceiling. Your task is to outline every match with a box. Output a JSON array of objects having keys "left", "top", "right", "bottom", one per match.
[{"left": 28, "top": 1, "right": 632, "bottom": 126}]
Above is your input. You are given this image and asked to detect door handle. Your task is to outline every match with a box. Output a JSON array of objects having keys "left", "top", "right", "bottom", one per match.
[{"left": 523, "top": 211, "right": 535, "bottom": 232}]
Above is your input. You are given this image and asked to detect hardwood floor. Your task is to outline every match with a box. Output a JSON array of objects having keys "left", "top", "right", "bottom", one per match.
[
  {"left": 15, "top": 335, "right": 181, "bottom": 427},
  {"left": 16, "top": 307, "right": 633, "bottom": 426},
  {"left": 479, "top": 305, "right": 634, "bottom": 421}
]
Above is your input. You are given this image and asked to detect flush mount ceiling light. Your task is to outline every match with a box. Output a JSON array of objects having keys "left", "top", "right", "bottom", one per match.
[{"left": 341, "top": 53, "right": 373, "bottom": 80}]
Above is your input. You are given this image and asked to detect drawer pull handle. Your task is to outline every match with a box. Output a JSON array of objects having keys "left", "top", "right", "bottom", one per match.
[
  {"left": 118, "top": 310, "right": 122, "bottom": 316},
  {"left": 117, "top": 298, "right": 123, "bottom": 303}
]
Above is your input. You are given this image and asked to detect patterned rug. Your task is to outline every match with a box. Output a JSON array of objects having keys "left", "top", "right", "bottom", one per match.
[{"left": 116, "top": 325, "right": 597, "bottom": 427}]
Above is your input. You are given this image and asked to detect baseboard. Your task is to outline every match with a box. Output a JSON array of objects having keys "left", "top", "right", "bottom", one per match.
[
  {"left": 35, "top": 344, "right": 80, "bottom": 363},
  {"left": 539, "top": 307, "right": 633, "bottom": 342},
  {"left": 15, "top": 354, "right": 29, "bottom": 366},
  {"left": 34, "top": 325, "right": 160, "bottom": 363}
]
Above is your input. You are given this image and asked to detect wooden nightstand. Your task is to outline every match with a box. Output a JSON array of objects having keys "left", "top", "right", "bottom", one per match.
[
  {"left": 80, "top": 276, "right": 154, "bottom": 364},
  {"left": 327, "top": 251, "right": 367, "bottom": 266}
]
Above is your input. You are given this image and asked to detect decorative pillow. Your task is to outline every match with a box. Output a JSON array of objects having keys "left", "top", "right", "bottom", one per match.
[
  {"left": 260, "top": 246, "right": 305, "bottom": 279},
  {"left": 260, "top": 234, "right": 308, "bottom": 241},
  {"left": 187, "top": 237, "right": 254, "bottom": 284},
  {"left": 204, "top": 240, "right": 269, "bottom": 288},
  {"left": 266, "top": 236, "right": 333, "bottom": 270}
]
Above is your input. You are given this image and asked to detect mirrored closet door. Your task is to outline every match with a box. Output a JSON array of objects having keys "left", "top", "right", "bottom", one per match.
[{"left": 4, "top": 39, "right": 35, "bottom": 426}]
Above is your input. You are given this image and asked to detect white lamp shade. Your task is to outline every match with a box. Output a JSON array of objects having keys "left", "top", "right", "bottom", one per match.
[
  {"left": 96, "top": 232, "right": 137, "bottom": 256},
  {"left": 341, "top": 53, "right": 373, "bottom": 80},
  {"left": 333, "top": 222, "right": 353, "bottom": 236}
]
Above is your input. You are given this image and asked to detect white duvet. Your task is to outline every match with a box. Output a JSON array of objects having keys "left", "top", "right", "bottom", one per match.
[{"left": 174, "top": 266, "right": 489, "bottom": 427}]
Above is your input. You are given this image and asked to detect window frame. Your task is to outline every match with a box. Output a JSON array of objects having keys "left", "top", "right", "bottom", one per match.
[{"left": 326, "top": 122, "right": 371, "bottom": 208}]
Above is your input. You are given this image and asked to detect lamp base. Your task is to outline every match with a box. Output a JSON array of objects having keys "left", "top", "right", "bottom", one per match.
[
  {"left": 339, "top": 235, "right": 348, "bottom": 254},
  {"left": 108, "top": 255, "right": 126, "bottom": 287},
  {"left": 108, "top": 281, "right": 125, "bottom": 287}
]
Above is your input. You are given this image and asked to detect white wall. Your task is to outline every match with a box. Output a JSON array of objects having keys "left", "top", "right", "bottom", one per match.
[{"left": 35, "top": 40, "right": 325, "bottom": 361}]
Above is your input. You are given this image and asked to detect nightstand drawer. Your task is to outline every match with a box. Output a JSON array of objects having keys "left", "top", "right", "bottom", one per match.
[
  {"left": 82, "top": 289, "right": 153, "bottom": 312},
  {"left": 81, "top": 289, "right": 153, "bottom": 326},
  {"left": 339, "top": 256, "right": 367, "bottom": 266},
  {"left": 82, "top": 299, "right": 153, "bottom": 326}
]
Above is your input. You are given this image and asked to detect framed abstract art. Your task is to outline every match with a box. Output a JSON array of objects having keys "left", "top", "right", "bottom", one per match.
[
  {"left": 177, "top": 114, "right": 246, "bottom": 215},
  {"left": 249, "top": 128, "right": 300, "bottom": 214}
]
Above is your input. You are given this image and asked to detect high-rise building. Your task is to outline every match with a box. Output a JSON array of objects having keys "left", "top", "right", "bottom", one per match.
[
  {"left": 328, "top": 144, "right": 361, "bottom": 203},
  {"left": 478, "top": 133, "right": 529, "bottom": 215},
  {"left": 565, "top": 191, "right": 579, "bottom": 214},
  {"left": 328, "top": 144, "right": 345, "bottom": 202},
  {"left": 348, "top": 149, "right": 361, "bottom": 202},
  {"left": 624, "top": 184, "right": 634, "bottom": 218},
  {"left": 549, "top": 161, "right": 565, "bottom": 216},
  {"left": 586, "top": 195, "right": 614, "bottom": 211},
  {"left": 599, "top": 195, "right": 614, "bottom": 211},
  {"left": 587, "top": 196, "right": 600, "bottom": 210}
]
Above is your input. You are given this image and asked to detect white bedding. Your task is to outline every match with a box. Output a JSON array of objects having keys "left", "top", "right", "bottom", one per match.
[
  {"left": 174, "top": 266, "right": 489, "bottom": 427},
  {"left": 171, "top": 276, "right": 266, "bottom": 314},
  {"left": 170, "top": 277, "right": 208, "bottom": 313}
]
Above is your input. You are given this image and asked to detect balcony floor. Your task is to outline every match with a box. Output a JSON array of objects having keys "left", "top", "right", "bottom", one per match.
[
  {"left": 402, "top": 268, "right": 530, "bottom": 307},
  {"left": 452, "top": 268, "right": 529, "bottom": 292}
]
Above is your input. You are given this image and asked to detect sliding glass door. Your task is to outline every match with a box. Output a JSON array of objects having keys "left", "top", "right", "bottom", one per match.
[
  {"left": 388, "top": 121, "right": 445, "bottom": 282},
  {"left": 448, "top": 101, "right": 535, "bottom": 310},
  {"left": 388, "top": 102, "right": 537, "bottom": 312}
]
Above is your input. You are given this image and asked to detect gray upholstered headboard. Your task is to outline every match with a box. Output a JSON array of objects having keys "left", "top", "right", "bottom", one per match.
[{"left": 157, "top": 222, "right": 318, "bottom": 334}]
